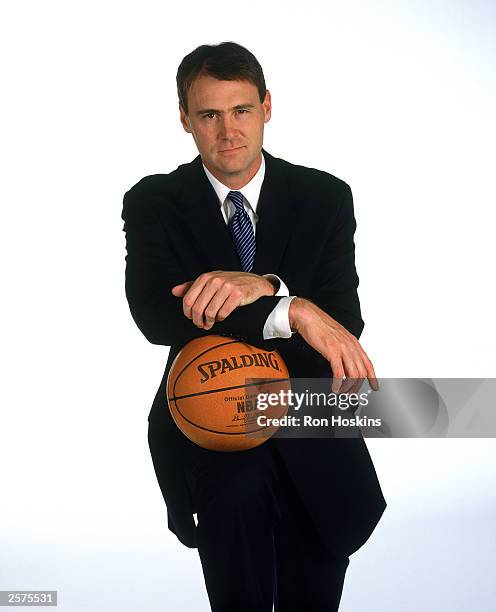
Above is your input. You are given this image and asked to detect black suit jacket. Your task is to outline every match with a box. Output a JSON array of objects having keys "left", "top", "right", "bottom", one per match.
[{"left": 121, "top": 148, "right": 387, "bottom": 558}]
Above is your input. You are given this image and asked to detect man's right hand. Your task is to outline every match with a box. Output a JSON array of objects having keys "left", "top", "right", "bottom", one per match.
[{"left": 288, "top": 297, "right": 379, "bottom": 394}]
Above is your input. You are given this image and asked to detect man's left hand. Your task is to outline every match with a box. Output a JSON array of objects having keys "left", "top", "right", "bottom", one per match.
[{"left": 172, "top": 271, "right": 276, "bottom": 330}]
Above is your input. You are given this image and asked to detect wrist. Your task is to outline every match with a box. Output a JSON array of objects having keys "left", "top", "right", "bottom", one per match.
[
  {"left": 288, "top": 297, "right": 308, "bottom": 332},
  {"left": 263, "top": 275, "right": 278, "bottom": 296}
]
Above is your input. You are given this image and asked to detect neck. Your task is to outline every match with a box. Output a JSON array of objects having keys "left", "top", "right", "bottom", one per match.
[{"left": 204, "top": 152, "right": 262, "bottom": 189}]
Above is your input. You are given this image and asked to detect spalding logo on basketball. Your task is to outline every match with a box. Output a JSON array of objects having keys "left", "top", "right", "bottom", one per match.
[{"left": 166, "top": 335, "right": 291, "bottom": 452}]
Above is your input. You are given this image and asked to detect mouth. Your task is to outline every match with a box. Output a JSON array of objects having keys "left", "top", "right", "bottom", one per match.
[{"left": 219, "top": 146, "right": 245, "bottom": 154}]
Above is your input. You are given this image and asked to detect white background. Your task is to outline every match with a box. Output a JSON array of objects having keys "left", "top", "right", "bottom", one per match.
[{"left": 1, "top": 0, "right": 495, "bottom": 610}]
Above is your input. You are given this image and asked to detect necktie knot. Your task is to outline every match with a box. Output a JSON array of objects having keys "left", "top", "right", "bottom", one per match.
[{"left": 227, "top": 190, "right": 244, "bottom": 212}]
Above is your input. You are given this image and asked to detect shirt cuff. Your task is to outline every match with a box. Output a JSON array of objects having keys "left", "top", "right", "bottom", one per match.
[
  {"left": 262, "top": 274, "right": 289, "bottom": 297},
  {"left": 263, "top": 296, "right": 297, "bottom": 340}
]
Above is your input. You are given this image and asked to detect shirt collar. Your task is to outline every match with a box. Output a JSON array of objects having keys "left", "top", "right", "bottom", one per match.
[{"left": 202, "top": 151, "right": 266, "bottom": 213}]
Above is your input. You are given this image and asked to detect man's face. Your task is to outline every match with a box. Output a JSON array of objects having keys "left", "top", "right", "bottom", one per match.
[{"left": 179, "top": 75, "right": 271, "bottom": 184}]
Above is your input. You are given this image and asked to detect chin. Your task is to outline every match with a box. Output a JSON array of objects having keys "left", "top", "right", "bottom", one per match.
[{"left": 216, "top": 157, "right": 246, "bottom": 171}]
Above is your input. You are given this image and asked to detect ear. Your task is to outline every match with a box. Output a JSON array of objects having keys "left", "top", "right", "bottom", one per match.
[
  {"left": 179, "top": 103, "right": 192, "bottom": 133},
  {"left": 263, "top": 90, "right": 272, "bottom": 123}
]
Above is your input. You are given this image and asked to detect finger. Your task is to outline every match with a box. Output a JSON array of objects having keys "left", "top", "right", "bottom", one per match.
[
  {"left": 342, "top": 348, "right": 370, "bottom": 395},
  {"left": 216, "top": 293, "right": 241, "bottom": 321},
  {"left": 348, "top": 377, "right": 365, "bottom": 396},
  {"left": 203, "top": 286, "right": 231, "bottom": 330},
  {"left": 190, "top": 281, "right": 223, "bottom": 328},
  {"left": 171, "top": 281, "right": 193, "bottom": 297},
  {"left": 328, "top": 354, "right": 345, "bottom": 394},
  {"left": 359, "top": 348, "right": 379, "bottom": 391},
  {"left": 182, "top": 275, "right": 211, "bottom": 320},
  {"left": 340, "top": 376, "right": 357, "bottom": 396},
  {"left": 340, "top": 351, "right": 360, "bottom": 395}
]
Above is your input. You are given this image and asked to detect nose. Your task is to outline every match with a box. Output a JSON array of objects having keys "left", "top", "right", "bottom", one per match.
[{"left": 218, "top": 114, "right": 237, "bottom": 141}]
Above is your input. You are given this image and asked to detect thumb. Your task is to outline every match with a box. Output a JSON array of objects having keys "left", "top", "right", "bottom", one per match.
[{"left": 172, "top": 281, "right": 192, "bottom": 297}]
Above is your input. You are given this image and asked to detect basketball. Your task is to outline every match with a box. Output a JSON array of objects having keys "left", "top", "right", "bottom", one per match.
[{"left": 166, "top": 335, "right": 291, "bottom": 452}]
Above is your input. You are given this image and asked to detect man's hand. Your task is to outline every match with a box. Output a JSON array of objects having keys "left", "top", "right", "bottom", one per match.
[
  {"left": 172, "top": 271, "right": 276, "bottom": 330},
  {"left": 289, "top": 297, "right": 379, "bottom": 394}
]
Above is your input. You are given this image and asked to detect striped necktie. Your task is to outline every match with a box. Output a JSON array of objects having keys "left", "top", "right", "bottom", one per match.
[{"left": 227, "top": 190, "right": 256, "bottom": 272}]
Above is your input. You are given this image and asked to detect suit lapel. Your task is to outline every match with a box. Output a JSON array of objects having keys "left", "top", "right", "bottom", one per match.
[
  {"left": 179, "top": 155, "right": 241, "bottom": 271},
  {"left": 178, "top": 148, "right": 298, "bottom": 275},
  {"left": 251, "top": 149, "right": 297, "bottom": 275}
]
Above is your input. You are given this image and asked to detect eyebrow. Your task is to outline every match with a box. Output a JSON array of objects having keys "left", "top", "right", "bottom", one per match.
[{"left": 195, "top": 103, "right": 256, "bottom": 116}]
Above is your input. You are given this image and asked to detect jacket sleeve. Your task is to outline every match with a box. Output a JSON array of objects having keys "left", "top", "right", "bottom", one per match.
[
  {"left": 307, "top": 183, "right": 365, "bottom": 339},
  {"left": 121, "top": 188, "right": 283, "bottom": 349}
]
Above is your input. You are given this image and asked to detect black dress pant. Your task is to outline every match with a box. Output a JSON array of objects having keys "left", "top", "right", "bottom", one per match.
[{"left": 185, "top": 439, "right": 350, "bottom": 612}]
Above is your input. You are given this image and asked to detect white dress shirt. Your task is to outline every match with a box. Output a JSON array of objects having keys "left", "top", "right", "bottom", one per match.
[{"left": 202, "top": 152, "right": 295, "bottom": 340}]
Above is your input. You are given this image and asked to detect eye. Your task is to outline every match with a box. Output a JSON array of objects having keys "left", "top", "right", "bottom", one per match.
[
  {"left": 204, "top": 113, "right": 216, "bottom": 120},
  {"left": 237, "top": 109, "right": 248, "bottom": 114}
]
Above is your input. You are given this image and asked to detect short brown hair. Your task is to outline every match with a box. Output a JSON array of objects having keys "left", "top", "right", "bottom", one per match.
[{"left": 176, "top": 41, "right": 267, "bottom": 115}]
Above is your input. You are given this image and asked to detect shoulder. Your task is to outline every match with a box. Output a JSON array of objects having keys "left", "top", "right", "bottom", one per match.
[
  {"left": 268, "top": 152, "right": 351, "bottom": 196},
  {"left": 267, "top": 152, "right": 353, "bottom": 208},
  {"left": 123, "top": 160, "right": 191, "bottom": 201},
  {"left": 121, "top": 159, "right": 193, "bottom": 218}
]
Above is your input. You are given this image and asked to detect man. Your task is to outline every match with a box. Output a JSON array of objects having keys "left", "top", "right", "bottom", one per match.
[{"left": 122, "top": 41, "right": 387, "bottom": 611}]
